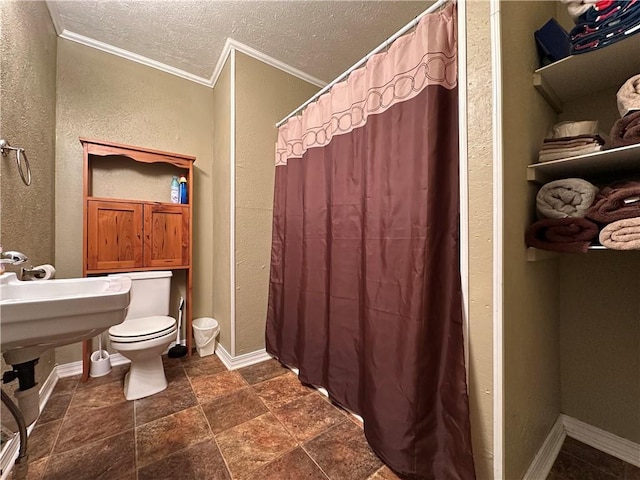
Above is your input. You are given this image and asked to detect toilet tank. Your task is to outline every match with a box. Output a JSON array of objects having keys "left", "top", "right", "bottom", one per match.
[{"left": 109, "top": 271, "right": 172, "bottom": 320}]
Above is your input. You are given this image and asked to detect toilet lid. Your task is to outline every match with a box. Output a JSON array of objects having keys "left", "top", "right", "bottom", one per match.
[{"left": 109, "top": 316, "right": 176, "bottom": 340}]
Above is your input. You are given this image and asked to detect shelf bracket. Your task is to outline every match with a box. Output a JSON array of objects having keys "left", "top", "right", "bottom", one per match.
[
  {"left": 533, "top": 73, "right": 563, "bottom": 114},
  {"left": 526, "top": 247, "right": 559, "bottom": 262},
  {"left": 526, "top": 166, "right": 547, "bottom": 184}
]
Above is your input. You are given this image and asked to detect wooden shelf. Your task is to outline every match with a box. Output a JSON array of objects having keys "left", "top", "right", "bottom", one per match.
[
  {"left": 81, "top": 139, "right": 195, "bottom": 382},
  {"left": 87, "top": 196, "right": 191, "bottom": 208},
  {"left": 527, "top": 144, "right": 640, "bottom": 183},
  {"left": 533, "top": 35, "right": 640, "bottom": 113}
]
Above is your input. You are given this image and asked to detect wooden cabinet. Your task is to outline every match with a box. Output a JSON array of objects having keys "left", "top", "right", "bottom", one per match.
[
  {"left": 86, "top": 200, "right": 189, "bottom": 271},
  {"left": 143, "top": 203, "right": 190, "bottom": 268},
  {"left": 87, "top": 200, "right": 144, "bottom": 270},
  {"left": 81, "top": 138, "right": 195, "bottom": 380}
]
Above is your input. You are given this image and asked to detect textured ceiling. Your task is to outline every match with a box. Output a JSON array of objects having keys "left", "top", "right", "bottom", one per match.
[{"left": 50, "top": 1, "right": 431, "bottom": 84}]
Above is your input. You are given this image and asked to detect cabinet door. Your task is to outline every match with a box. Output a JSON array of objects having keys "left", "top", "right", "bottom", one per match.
[
  {"left": 144, "top": 204, "right": 189, "bottom": 268},
  {"left": 87, "top": 200, "right": 143, "bottom": 271}
]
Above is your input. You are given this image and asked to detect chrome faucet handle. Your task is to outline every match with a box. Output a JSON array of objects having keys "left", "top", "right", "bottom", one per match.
[{"left": 0, "top": 251, "right": 28, "bottom": 265}]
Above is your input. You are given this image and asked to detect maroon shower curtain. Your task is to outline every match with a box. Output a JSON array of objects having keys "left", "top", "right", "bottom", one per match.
[{"left": 266, "top": 5, "right": 475, "bottom": 479}]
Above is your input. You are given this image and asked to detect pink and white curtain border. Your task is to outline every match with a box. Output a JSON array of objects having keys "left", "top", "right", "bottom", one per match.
[{"left": 275, "top": 3, "right": 457, "bottom": 166}]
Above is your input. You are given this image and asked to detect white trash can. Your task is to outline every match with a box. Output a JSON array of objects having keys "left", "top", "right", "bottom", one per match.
[{"left": 192, "top": 317, "right": 220, "bottom": 357}]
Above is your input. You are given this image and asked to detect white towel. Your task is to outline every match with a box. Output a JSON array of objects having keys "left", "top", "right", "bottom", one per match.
[
  {"left": 536, "top": 178, "right": 599, "bottom": 219},
  {"left": 538, "top": 144, "right": 603, "bottom": 162},
  {"left": 550, "top": 120, "right": 599, "bottom": 138},
  {"left": 599, "top": 217, "right": 640, "bottom": 250}
]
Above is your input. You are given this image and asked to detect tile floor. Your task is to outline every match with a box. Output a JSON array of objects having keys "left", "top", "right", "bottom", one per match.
[
  {"left": 18, "top": 353, "right": 400, "bottom": 480},
  {"left": 547, "top": 436, "right": 640, "bottom": 480},
  {"left": 11, "top": 354, "right": 639, "bottom": 480}
]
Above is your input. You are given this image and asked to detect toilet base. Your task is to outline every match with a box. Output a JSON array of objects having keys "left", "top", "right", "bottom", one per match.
[
  {"left": 123, "top": 355, "right": 168, "bottom": 401},
  {"left": 110, "top": 324, "right": 176, "bottom": 401}
]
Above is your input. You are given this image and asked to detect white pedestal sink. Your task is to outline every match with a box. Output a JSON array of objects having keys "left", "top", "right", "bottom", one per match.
[{"left": 0, "top": 272, "right": 131, "bottom": 365}]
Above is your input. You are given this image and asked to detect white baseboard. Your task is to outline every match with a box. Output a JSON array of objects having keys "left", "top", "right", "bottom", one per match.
[
  {"left": 0, "top": 364, "right": 58, "bottom": 480},
  {"left": 54, "top": 344, "right": 271, "bottom": 374},
  {"left": 562, "top": 414, "right": 640, "bottom": 467},
  {"left": 215, "top": 344, "right": 272, "bottom": 370},
  {"left": 524, "top": 414, "right": 640, "bottom": 478},
  {"left": 54, "top": 360, "right": 83, "bottom": 378},
  {"left": 523, "top": 416, "right": 566, "bottom": 480},
  {"left": 55, "top": 353, "right": 130, "bottom": 378}
]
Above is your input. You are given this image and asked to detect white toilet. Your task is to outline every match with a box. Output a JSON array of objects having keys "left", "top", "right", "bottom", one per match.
[{"left": 108, "top": 271, "right": 177, "bottom": 401}]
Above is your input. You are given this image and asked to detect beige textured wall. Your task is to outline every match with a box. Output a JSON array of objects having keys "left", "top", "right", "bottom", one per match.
[
  {"left": 560, "top": 86, "right": 620, "bottom": 141},
  {"left": 0, "top": 1, "right": 57, "bottom": 395},
  {"left": 234, "top": 52, "right": 319, "bottom": 354},
  {"left": 212, "top": 60, "right": 232, "bottom": 352},
  {"left": 91, "top": 157, "right": 180, "bottom": 203},
  {"left": 465, "top": 2, "right": 495, "bottom": 478},
  {"left": 55, "top": 39, "right": 214, "bottom": 363},
  {"left": 558, "top": 76, "right": 640, "bottom": 443},
  {"left": 501, "top": 2, "right": 562, "bottom": 479},
  {"left": 559, "top": 253, "right": 640, "bottom": 443}
]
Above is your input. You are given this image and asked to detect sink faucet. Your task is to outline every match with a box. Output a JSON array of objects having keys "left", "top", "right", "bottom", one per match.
[{"left": 1, "top": 251, "right": 28, "bottom": 265}]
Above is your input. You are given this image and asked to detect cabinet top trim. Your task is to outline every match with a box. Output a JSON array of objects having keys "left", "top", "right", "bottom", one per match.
[
  {"left": 87, "top": 196, "right": 191, "bottom": 207},
  {"left": 80, "top": 138, "right": 196, "bottom": 164}
]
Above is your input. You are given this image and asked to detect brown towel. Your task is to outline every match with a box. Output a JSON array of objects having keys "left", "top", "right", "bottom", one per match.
[
  {"left": 608, "top": 110, "right": 640, "bottom": 149},
  {"left": 525, "top": 218, "right": 599, "bottom": 253},
  {"left": 599, "top": 217, "right": 640, "bottom": 250},
  {"left": 586, "top": 180, "right": 640, "bottom": 223},
  {"left": 542, "top": 134, "right": 605, "bottom": 147}
]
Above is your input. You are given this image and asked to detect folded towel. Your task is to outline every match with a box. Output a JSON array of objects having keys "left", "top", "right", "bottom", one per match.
[
  {"left": 541, "top": 140, "right": 600, "bottom": 151},
  {"left": 617, "top": 74, "right": 640, "bottom": 117},
  {"left": 599, "top": 217, "right": 640, "bottom": 249},
  {"left": 586, "top": 180, "right": 640, "bottom": 222},
  {"left": 525, "top": 218, "right": 599, "bottom": 253},
  {"left": 536, "top": 178, "right": 599, "bottom": 219},
  {"left": 538, "top": 144, "right": 603, "bottom": 162},
  {"left": 550, "top": 120, "right": 599, "bottom": 138},
  {"left": 542, "top": 134, "right": 605, "bottom": 148},
  {"left": 608, "top": 110, "right": 640, "bottom": 149}
]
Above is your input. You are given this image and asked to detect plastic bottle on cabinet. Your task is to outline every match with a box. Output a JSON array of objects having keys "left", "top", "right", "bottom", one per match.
[
  {"left": 170, "top": 176, "right": 180, "bottom": 203},
  {"left": 179, "top": 176, "right": 188, "bottom": 204}
]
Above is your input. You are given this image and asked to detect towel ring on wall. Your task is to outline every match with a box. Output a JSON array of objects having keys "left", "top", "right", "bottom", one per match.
[{"left": 0, "top": 139, "right": 31, "bottom": 186}]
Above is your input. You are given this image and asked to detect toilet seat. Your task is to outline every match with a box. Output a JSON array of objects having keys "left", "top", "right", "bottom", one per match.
[{"left": 109, "top": 316, "right": 176, "bottom": 343}]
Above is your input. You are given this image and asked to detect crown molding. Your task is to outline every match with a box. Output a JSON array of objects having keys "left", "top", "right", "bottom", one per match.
[
  {"left": 45, "top": 2, "right": 324, "bottom": 91},
  {"left": 209, "top": 38, "right": 235, "bottom": 89},
  {"left": 45, "top": 1, "right": 64, "bottom": 35},
  {"left": 59, "top": 30, "right": 214, "bottom": 87},
  {"left": 209, "top": 38, "right": 326, "bottom": 89}
]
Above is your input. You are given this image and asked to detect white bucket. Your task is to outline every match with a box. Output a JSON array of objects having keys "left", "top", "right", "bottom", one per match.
[
  {"left": 192, "top": 317, "right": 220, "bottom": 357},
  {"left": 90, "top": 350, "right": 112, "bottom": 377}
]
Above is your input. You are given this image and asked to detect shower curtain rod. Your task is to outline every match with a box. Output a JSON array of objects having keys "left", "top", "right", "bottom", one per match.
[{"left": 275, "top": 0, "right": 450, "bottom": 128}]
